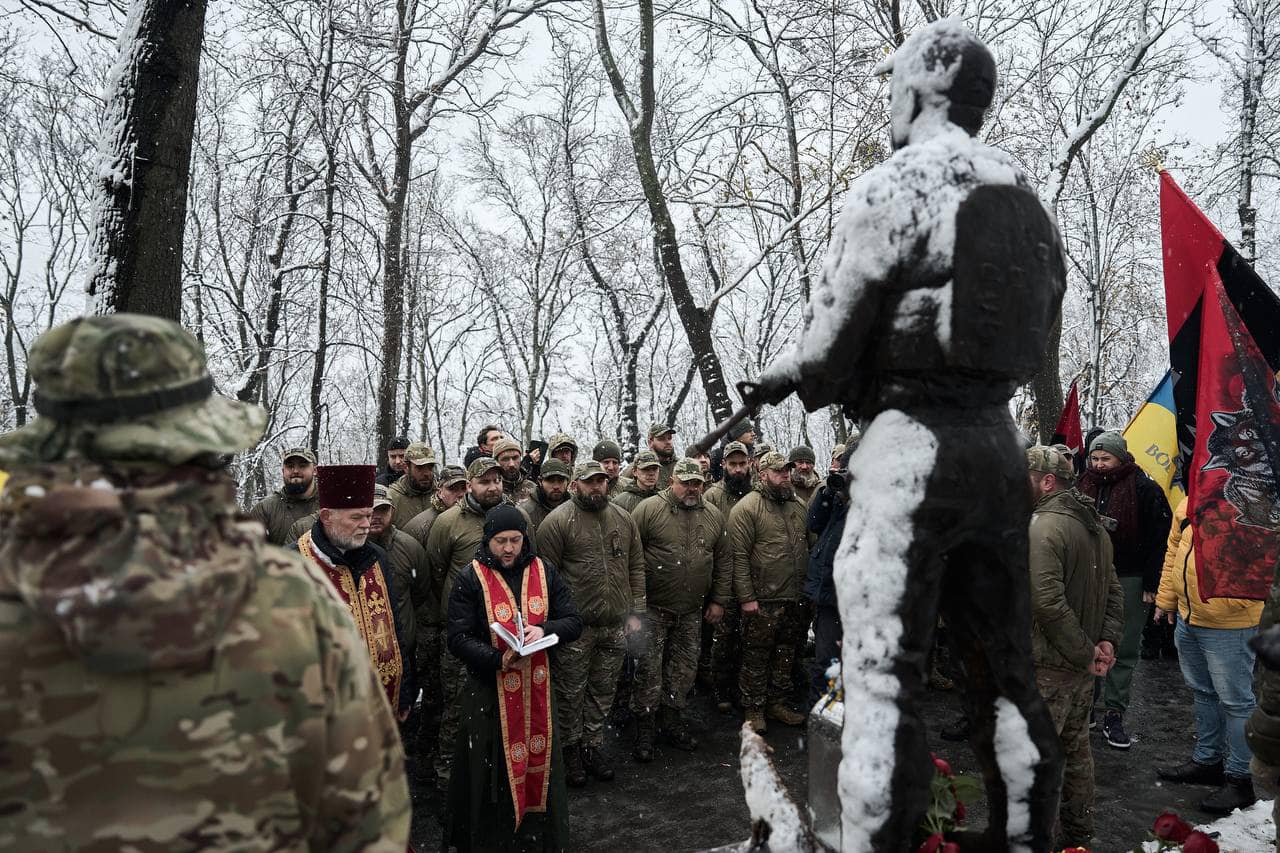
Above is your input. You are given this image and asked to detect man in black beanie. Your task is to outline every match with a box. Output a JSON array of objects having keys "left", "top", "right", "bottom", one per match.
[
  {"left": 378, "top": 436, "right": 411, "bottom": 485},
  {"left": 443, "top": 504, "right": 581, "bottom": 849}
]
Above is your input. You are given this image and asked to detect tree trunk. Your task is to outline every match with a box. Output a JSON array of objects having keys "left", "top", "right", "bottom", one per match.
[
  {"left": 1238, "top": 14, "right": 1260, "bottom": 264},
  {"left": 1031, "top": 316, "right": 1064, "bottom": 443},
  {"left": 87, "top": 0, "right": 207, "bottom": 320}
]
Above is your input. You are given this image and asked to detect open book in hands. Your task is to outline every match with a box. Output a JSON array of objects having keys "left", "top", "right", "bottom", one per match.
[{"left": 491, "top": 609, "right": 559, "bottom": 657}]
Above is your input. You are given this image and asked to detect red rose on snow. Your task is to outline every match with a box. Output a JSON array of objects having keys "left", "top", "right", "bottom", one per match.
[
  {"left": 955, "top": 801, "right": 966, "bottom": 823},
  {"left": 931, "top": 754, "right": 953, "bottom": 776},
  {"left": 1182, "top": 831, "right": 1220, "bottom": 853},
  {"left": 917, "top": 833, "right": 944, "bottom": 853},
  {"left": 1152, "top": 811, "right": 1193, "bottom": 843}
]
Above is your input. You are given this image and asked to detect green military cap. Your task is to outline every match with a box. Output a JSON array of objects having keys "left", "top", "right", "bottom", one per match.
[
  {"left": 1026, "top": 445, "right": 1074, "bottom": 482},
  {"left": 788, "top": 446, "right": 816, "bottom": 465},
  {"left": 547, "top": 433, "right": 577, "bottom": 455},
  {"left": 372, "top": 483, "right": 394, "bottom": 509},
  {"left": 672, "top": 458, "right": 706, "bottom": 482},
  {"left": 753, "top": 442, "right": 776, "bottom": 459},
  {"left": 757, "top": 451, "right": 793, "bottom": 472},
  {"left": 723, "top": 440, "right": 750, "bottom": 460},
  {"left": 439, "top": 464, "right": 467, "bottom": 487},
  {"left": 467, "top": 456, "right": 501, "bottom": 480},
  {"left": 0, "top": 313, "right": 265, "bottom": 467},
  {"left": 593, "top": 439, "right": 622, "bottom": 462},
  {"left": 573, "top": 460, "right": 609, "bottom": 481},
  {"left": 647, "top": 422, "right": 675, "bottom": 440},
  {"left": 405, "top": 442, "right": 436, "bottom": 466},
  {"left": 633, "top": 449, "right": 661, "bottom": 469},
  {"left": 1050, "top": 443, "right": 1074, "bottom": 460},
  {"left": 540, "top": 459, "right": 572, "bottom": 480},
  {"left": 283, "top": 447, "right": 317, "bottom": 464}
]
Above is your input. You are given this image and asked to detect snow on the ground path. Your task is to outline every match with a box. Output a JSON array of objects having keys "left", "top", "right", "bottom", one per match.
[
  {"left": 738, "top": 724, "right": 812, "bottom": 852},
  {"left": 1139, "top": 799, "right": 1274, "bottom": 852},
  {"left": 836, "top": 410, "right": 938, "bottom": 851},
  {"left": 993, "top": 697, "right": 1040, "bottom": 853}
]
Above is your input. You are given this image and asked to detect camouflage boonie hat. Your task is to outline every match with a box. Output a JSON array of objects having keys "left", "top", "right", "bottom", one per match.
[
  {"left": 547, "top": 433, "right": 577, "bottom": 456},
  {"left": 0, "top": 314, "right": 265, "bottom": 466},
  {"left": 647, "top": 422, "right": 675, "bottom": 440},
  {"left": 282, "top": 447, "right": 316, "bottom": 464},
  {"left": 467, "top": 457, "right": 501, "bottom": 480},
  {"left": 1026, "top": 445, "right": 1074, "bottom": 482},
  {"left": 723, "top": 440, "right": 750, "bottom": 460},
  {"left": 405, "top": 442, "right": 436, "bottom": 466},
  {"left": 592, "top": 439, "right": 622, "bottom": 462},
  {"left": 540, "top": 459, "right": 572, "bottom": 480},
  {"left": 758, "top": 451, "right": 793, "bottom": 472},
  {"left": 633, "top": 449, "right": 661, "bottom": 469},
  {"left": 372, "top": 483, "right": 393, "bottom": 509},
  {"left": 672, "top": 458, "right": 706, "bottom": 483},
  {"left": 573, "top": 460, "right": 609, "bottom": 481},
  {"left": 439, "top": 464, "right": 467, "bottom": 487}
]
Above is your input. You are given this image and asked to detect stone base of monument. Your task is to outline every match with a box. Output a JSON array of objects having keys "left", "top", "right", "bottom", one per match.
[{"left": 807, "top": 698, "right": 842, "bottom": 851}]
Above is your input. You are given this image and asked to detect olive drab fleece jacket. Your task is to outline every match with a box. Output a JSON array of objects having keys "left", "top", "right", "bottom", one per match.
[
  {"left": 728, "top": 485, "right": 812, "bottom": 604},
  {"left": 535, "top": 495, "right": 646, "bottom": 627},
  {"left": 249, "top": 488, "right": 319, "bottom": 547},
  {"left": 1155, "top": 497, "right": 1263, "bottom": 630},
  {"left": 630, "top": 488, "right": 733, "bottom": 614},
  {"left": 1029, "top": 488, "right": 1124, "bottom": 674},
  {"left": 612, "top": 479, "right": 658, "bottom": 513},
  {"left": 425, "top": 495, "right": 529, "bottom": 623}
]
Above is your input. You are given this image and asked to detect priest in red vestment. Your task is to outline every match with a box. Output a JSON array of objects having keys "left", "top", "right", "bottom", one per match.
[{"left": 293, "top": 463, "right": 416, "bottom": 719}]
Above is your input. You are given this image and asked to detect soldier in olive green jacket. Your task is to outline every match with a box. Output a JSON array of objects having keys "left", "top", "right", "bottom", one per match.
[
  {"left": 517, "top": 458, "right": 572, "bottom": 534},
  {"left": 629, "top": 461, "right": 733, "bottom": 759},
  {"left": 728, "top": 452, "right": 812, "bottom": 732},
  {"left": 613, "top": 450, "right": 662, "bottom": 512},
  {"left": 387, "top": 441, "right": 437, "bottom": 522},
  {"left": 537, "top": 461, "right": 647, "bottom": 786},
  {"left": 249, "top": 447, "right": 320, "bottom": 546},
  {"left": 704, "top": 439, "right": 755, "bottom": 705}
]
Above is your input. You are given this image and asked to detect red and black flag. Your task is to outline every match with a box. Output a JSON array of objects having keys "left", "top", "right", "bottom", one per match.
[
  {"left": 1051, "top": 379, "right": 1083, "bottom": 455},
  {"left": 1161, "top": 170, "right": 1280, "bottom": 600}
]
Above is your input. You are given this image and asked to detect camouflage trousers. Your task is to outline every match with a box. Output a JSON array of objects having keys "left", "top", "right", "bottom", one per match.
[
  {"left": 709, "top": 602, "right": 741, "bottom": 694},
  {"left": 433, "top": 646, "right": 469, "bottom": 786},
  {"left": 739, "top": 601, "right": 805, "bottom": 710},
  {"left": 632, "top": 607, "right": 702, "bottom": 715},
  {"left": 555, "top": 624, "right": 626, "bottom": 748},
  {"left": 1036, "top": 668, "right": 1095, "bottom": 845}
]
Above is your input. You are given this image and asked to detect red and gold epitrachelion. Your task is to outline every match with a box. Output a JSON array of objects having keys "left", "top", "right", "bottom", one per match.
[{"left": 471, "top": 557, "right": 553, "bottom": 828}]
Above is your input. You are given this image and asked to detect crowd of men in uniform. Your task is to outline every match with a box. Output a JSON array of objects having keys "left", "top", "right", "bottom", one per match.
[{"left": 248, "top": 419, "right": 847, "bottom": 792}]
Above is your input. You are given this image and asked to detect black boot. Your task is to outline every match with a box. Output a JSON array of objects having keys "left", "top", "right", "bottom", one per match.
[
  {"left": 583, "top": 745, "right": 614, "bottom": 782},
  {"left": 1156, "top": 758, "right": 1225, "bottom": 786},
  {"left": 1199, "top": 773, "right": 1256, "bottom": 815},
  {"left": 660, "top": 706, "right": 698, "bottom": 752},
  {"left": 565, "top": 742, "right": 588, "bottom": 788},
  {"left": 633, "top": 713, "right": 656, "bottom": 763}
]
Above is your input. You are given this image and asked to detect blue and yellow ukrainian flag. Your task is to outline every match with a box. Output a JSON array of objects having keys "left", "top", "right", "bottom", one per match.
[{"left": 1122, "top": 370, "right": 1184, "bottom": 506}]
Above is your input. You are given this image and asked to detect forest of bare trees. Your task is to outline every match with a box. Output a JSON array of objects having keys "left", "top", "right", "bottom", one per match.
[{"left": 3, "top": 0, "right": 1279, "bottom": 504}]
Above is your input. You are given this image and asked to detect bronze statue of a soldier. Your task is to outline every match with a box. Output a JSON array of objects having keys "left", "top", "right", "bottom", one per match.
[{"left": 706, "top": 18, "right": 1068, "bottom": 853}]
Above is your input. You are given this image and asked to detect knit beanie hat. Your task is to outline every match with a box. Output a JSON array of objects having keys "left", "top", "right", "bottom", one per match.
[
  {"left": 1089, "top": 430, "right": 1129, "bottom": 460},
  {"left": 483, "top": 504, "right": 528, "bottom": 542}
]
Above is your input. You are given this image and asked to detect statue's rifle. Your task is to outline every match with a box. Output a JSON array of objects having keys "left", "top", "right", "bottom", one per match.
[{"left": 688, "top": 380, "right": 794, "bottom": 457}]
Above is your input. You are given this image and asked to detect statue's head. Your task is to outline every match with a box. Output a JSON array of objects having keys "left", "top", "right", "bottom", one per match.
[{"left": 875, "top": 18, "right": 996, "bottom": 150}]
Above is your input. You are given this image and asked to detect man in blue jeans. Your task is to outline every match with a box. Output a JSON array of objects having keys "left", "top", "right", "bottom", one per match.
[{"left": 1155, "top": 497, "right": 1262, "bottom": 814}]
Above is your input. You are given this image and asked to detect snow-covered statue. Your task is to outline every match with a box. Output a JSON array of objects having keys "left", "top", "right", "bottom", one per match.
[{"left": 739, "top": 18, "right": 1067, "bottom": 853}]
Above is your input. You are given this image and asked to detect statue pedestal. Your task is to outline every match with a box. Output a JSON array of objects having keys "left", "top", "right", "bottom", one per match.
[{"left": 808, "top": 699, "right": 843, "bottom": 851}]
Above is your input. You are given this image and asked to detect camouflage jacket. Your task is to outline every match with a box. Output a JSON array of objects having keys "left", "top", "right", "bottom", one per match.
[
  {"left": 631, "top": 489, "right": 732, "bottom": 613},
  {"left": 536, "top": 495, "right": 646, "bottom": 626},
  {"left": 0, "top": 463, "right": 409, "bottom": 852},
  {"left": 729, "top": 486, "right": 812, "bottom": 604},
  {"left": 249, "top": 486, "right": 319, "bottom": 546},
  {"left": 387, "top": 476, "right": 434, "bottom": 526}
]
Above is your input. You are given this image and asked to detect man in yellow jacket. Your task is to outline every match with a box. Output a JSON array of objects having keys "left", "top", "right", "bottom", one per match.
[{"left": 1155, "top": 496, "right": 1263, "bottom": 814}]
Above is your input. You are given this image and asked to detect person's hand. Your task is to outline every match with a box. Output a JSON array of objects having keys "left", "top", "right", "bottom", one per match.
[
  {"left": 705, "top": 603, "right": 724, "bottom": 624},
  {"left": 397, "top": 708, "right": 411, "bottom": 722},
  {"left": 1091, "top": 641, "right": 1116, "bottom": 675},
  {"left": 528, "top": 448, "right": 543, "bottom": 463},
  {"left": 741, "top": 600, "right": 760, "bottom": 615},
  {"left": 1142, "top": 591, "right": 1156, "bottom": 604},
  {"left": 1154, "top": 607, "right": 1175, "bottom": 624},
  {"left": 502, "top": 648, "right": 519, "bottom": 670},
  {"left": 523, "top": 624, "right": 545, "bottom": 644},
  {"left": 626, "top": 615, "right": 643, "bottom": 635}
]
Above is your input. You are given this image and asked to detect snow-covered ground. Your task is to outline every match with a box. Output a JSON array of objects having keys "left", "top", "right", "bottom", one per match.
[{"left": 1139, "top": 800, "right": 1274, "bottom": 852}]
